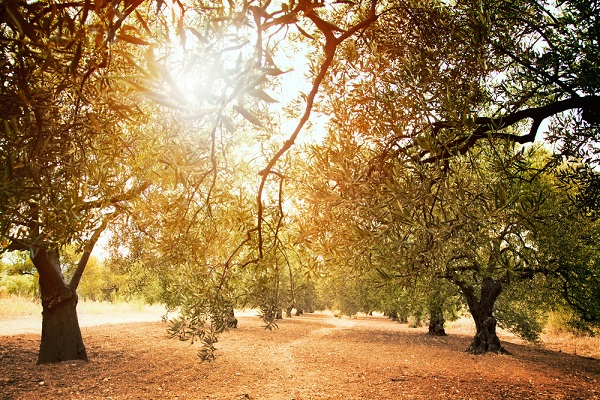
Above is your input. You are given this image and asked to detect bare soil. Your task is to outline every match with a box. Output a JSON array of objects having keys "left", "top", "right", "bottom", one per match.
[{"left": 1, "top": 312, "right": 599, "bottom": 399}]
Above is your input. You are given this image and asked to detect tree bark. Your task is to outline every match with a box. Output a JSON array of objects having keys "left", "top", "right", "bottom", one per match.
[
  {"left": 32, "top": 247, "right": 88, "bottom": 364},
  {"left": 460, "top": 277, "right": 510, "bottom": 355},
  {"left": 38, "top": 293, "right": 87, "bottom": 364},
  {"left": 31, "top": 221, "right": 107, "bottom": 363}
]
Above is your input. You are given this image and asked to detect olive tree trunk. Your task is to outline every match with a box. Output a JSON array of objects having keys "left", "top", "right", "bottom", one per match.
[
  {"left": 30, "top": 223, "right": 106, "bottom": 364},
  {"left": 33, "top": 247, "right": 88, "bottom": 364},
  {"left": 38, "top": 292, "right": 87, "bottom": 364},
  {"left": 427, "top": 306, "right": 447, "bottom": 336},
  {"left": 427, "top": 289, "right": 449, "bottom": 336},
  {"left": 460, "top": 277, "right": 510, "bottom": 354}
]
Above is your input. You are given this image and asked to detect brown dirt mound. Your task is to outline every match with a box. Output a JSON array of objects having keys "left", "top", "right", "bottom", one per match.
[{"left": 1, "top": 313, "right": 599, "bottom": 399}]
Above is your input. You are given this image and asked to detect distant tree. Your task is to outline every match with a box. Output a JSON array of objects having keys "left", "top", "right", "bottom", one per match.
[
  {"left": 0, "top": 251, "right": 38, "bottom": 297},
  {"left": 429, "top": 145, "right": 552, "bottom": 353},
  {"left": 532, "top": 191, "right": 600, "bottom": 333}
]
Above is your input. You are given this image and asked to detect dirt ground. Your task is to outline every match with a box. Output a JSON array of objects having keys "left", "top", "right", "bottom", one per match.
[{"left": 1, "top": 312, "right": 599, "bottom": 399}]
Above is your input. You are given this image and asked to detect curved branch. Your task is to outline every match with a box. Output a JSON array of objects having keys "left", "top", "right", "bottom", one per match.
[
  {"left": 423, "top": 95, "right": 600, "bottom": 163},
  {"left": 255, "top": 1, "right": 379, "bottom": 258}
]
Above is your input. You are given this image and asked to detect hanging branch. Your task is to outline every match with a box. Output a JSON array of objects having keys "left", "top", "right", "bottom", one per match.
[{"left": 256, "top": 0, "right": 379, "bottom": 258}]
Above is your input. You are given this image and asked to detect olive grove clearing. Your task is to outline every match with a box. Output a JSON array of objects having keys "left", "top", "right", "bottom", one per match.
[{"left": 1, "top": 313, "right": 599, "bottom": 399}]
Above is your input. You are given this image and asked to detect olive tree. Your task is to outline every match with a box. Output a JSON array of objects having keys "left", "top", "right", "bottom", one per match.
[
  {"left": 0, "top": 0, "right": 166, "bottom": 363},
  {"left": 302, "top": 0, "right": 600, "bottom": 353}
]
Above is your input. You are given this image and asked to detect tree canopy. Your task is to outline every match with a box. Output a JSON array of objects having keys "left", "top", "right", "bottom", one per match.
[{"left": 301, "top": 0, "right": 600, "bottom": 351}]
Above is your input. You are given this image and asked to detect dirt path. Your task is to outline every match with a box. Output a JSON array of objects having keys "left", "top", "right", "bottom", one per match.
[
  {"left": 1, "top": 313, "right": 599, "bottom": 399},
  {"left": 0, "top": 311, "right": 165, "bottom": 336},
  {"left": 266, "top": 317, "right": 356, "bottom": 382}
]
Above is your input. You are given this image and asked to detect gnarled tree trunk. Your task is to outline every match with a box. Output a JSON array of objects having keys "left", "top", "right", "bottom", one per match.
[
  {"left": 460, "top": 277, "right": 510, "bottom": 355},
  {"left": 38, "top": 293, "right": 87, "bottom": 364},
  {"left": 33, "top": 247, "right": 88, "bottom": 364}
]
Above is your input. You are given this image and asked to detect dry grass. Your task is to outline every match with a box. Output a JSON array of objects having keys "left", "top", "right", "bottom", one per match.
[
  {"left": 0, "top": 295, "right": 164, "bottom": 319},
  {"left": 76, "top": 298, "right": 164, "bottom": 315},
  {"left": 446, "top": 313, "right": 600, "bottom": 360},
  {"left": 540, "top": 331, "right": 600, "bottom": 359},
  {"left": 0, "top": 295, "right": 41, "bottom": 317},
  {"left": 540, "top": 312, "right": 600, "bottom": 359}
]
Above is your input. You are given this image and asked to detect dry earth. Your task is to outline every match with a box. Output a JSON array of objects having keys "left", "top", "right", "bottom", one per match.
[{"left": 1, "top": 312, "right": 599, "bottom": 399}]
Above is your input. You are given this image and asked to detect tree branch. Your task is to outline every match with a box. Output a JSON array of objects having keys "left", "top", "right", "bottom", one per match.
[
  {"left": 422, "top": 95, "right": 600, "bottom": 163},
  {"left": 68, "top": 214, "right": 113, "bottom": 291},
  {"left": 77, "top": 181, "right": 151, "bottom": 212},
  {"left": 255, "top": 0, "right": 379, "bottom": 258}
]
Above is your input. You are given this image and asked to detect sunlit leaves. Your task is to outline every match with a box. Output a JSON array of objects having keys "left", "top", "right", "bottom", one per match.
[
  {"left": 117, "top": 33, "right": 151, "bottom": 46},
  {"left": 247, "top": 88, "right": 278, "bottom": 103},
  {"left": 259, "top": 67, "right": 288, "bottom": 77},
  {"left": 0, "top": 0, "right": 165, "bottom": 252},
  {"left": 234, "top": 105, "right": 264, "bottom": 127}
]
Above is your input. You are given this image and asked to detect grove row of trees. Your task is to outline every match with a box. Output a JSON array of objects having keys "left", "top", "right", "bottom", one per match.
[
  {"left": 1, "top": 0, "right": 599, "bottom": 363},
  {"left": 0, "top": 249, "right": 164, "bottom": 303}
]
